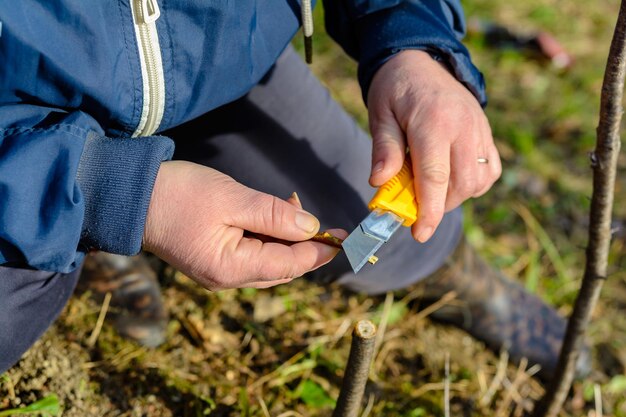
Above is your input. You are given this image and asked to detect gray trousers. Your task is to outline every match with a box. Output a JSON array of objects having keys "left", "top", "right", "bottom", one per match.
[{"left": 0, "top": 46, "right": 461, "bottom": 373}]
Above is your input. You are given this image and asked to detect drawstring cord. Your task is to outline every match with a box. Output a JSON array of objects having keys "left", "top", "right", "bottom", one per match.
[{"left": 301, "top": 0, "right": 313, "bottom": 63}]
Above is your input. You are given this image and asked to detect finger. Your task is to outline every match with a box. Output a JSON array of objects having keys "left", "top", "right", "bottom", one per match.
[
  {"left": 445, "top": 135, "right": 482, "bottom": 212},
  {"left": 231, "top": 228, "right": 348, "bottom": 284},
  {"left": 408, "top": 132, "right": 451, "bottom": 243},
  {"left": 246, "top": 277, "right": 298, "bottom": 289},
  {"left": 475, "top": 141, "right": 502, "bottom": 197},
  {"left": 471, "top": 119, "right": 498, "bottom": 197},
  {"left": 446, "top": 116, "right": 500, "bottom": 210},
  {"left": 227, "top": 185, "right": 320, "bottom": 242},
  {"left": 369, "top": 106, "right": 407, "bottom": 187}
]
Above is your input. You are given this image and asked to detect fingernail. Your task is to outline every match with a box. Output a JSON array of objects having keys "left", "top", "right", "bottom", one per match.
[
  {"left": 295, "top": 210, "right": 319, "bottom": 234},
  {"left": 372, "top": 160, "right": 384, "bottom": 175},
  {"left": 417, "top": 227, "right": 433, "bottom": 243},
  {"left": 290, "top": 192, "right": 302, "bottom": 208}
]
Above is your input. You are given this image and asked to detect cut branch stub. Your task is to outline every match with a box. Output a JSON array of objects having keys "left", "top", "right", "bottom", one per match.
[{"left": 332, "top": 320, "right": 377, "bottom": 417}]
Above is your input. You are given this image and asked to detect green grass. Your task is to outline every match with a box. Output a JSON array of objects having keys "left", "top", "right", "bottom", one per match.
[{"left": 0, "top": 395, "right": 60, "bottom": 416}]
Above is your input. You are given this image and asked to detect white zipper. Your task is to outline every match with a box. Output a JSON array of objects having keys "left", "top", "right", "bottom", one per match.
[{"left": 130, "top": 0, "right": 165, "bottom": 137}]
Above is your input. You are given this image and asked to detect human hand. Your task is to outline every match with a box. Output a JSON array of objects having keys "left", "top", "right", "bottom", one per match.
[
  {"left": 143, "top": 161, "right": 346, "bottom": 290},
  {"left": 367, "top": 50, "right": 501, "bottom": 242}
]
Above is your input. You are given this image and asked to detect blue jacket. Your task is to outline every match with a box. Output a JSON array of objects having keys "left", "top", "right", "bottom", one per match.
[{"left": 0, "top": 0, "right": 485, "bottom": 272}]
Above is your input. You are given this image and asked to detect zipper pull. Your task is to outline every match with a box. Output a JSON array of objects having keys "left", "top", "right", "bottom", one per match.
[
  {"left": 138, "top": 0, "right": 160, "bottom": 24},
  {"left": 301, "top": 0, "right": 314, "bottom": 64}
]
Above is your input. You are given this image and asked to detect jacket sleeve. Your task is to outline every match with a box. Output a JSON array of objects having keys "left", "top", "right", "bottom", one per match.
[
  {"left": 0, "top": 104, "right": 174, "bottom": 273},
  {"left": 322, "top": 0, "right": 487, "bottom": 106}
]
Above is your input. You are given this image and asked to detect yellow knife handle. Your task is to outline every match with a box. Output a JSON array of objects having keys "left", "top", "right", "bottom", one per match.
[{"left": 367, "top": 157, "right": 418, "bottom": 227}]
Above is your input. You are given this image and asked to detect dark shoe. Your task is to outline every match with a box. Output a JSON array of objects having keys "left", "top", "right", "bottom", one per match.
[
  {"left": 79, "top": 252, "right": 168, "bottom": 347},
  {"left": 415, "top": 237, "right": 591, "bottom": 380}
]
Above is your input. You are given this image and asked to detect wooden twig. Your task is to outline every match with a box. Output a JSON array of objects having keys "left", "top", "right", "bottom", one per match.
[
  {"left": 87, "top": 291, "right": 112, "bottom": 348},
  {"left": 594, "top": 384, "right": 603, "bottom": 417},
  {"left": 480, "top": 349, "right": 509, "bottom": 407},
  {"left": 333, "top": 320, "right": 377, "bottom": 417},
  {"left": 413, "top": 290, "right": 457, "bottom": 322},
  {"left": 311, "top": 232, "right": 344, "bottom": 249},
  {"left": 444, "top": 352, "right": 450, "bottom": 417},
  {"left": 495, "top": 358, "right": 528, "bottom": 417},
  {"left": 533, "top": 2, "right": 626, "bottom": 416},
  {"left": 361, "top": 393, "right": 375, "bottom": 417}
]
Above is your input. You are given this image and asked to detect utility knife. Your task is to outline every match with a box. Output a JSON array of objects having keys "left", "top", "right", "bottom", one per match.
[{"left": 342, "top": 157, "right": 418, "bottom": 273}]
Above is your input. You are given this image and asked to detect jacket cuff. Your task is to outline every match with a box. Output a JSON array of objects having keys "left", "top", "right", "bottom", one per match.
[
  {"left": 76, "top": 132, "right": 175, "bottom": 255},
  {"left": 355, "top": 3, "right": 487, "bottom": 107}
]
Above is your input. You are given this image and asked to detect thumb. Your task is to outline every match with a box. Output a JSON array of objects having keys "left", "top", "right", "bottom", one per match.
[
  {"left": 229, "top": 186, "right": 320, "bottom": 241},
  {"left": 368, "top": 105, "right": 406, "bottom": 187}
]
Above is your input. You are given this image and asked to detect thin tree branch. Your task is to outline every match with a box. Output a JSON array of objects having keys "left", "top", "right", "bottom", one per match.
[
  {"left": 333, "top": 320, "right": 377, "bottom": 417},
  {"left": 533, "top": 2, "right": 626, "bottom": 416}
]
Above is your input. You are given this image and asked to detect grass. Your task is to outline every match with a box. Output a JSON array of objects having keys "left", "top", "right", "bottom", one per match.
[
  {"left": 3, "top": 0, "right": 626, "bottom": 416},
  {"left": 0, "top": 395, "right": 60, "bottom": 416}
]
